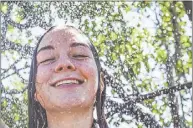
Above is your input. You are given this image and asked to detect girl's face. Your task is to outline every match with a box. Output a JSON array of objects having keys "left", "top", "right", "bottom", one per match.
[{"left": 35, "top": 27, "right": 98, "bottom": 112}]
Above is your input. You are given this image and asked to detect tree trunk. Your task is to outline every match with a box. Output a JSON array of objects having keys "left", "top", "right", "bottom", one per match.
[{"left": 183, "top": 1, "right": 192, "bottom": 21}]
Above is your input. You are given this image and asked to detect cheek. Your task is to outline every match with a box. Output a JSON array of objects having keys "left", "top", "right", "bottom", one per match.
[
  {"left": 75, "top": 60, "right": 98, "bottom": 91},
  {"left": 36, "top": 65, "right": 53, "bottom": 84},
  {"left": 78, "top": 60, "right": 97, "bottom": 78},
  {"left": 35, "top": 83, "right": 53, "bottom": 109}
]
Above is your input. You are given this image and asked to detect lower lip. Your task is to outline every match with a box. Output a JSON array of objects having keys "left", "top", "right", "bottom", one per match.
[{"left": 55, "top": 84, "right": 82, "bottom": 89}]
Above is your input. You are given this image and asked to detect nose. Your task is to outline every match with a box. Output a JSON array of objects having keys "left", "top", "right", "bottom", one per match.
[{"left": 54, "top": 57, "right": 76, "bottom": 73}]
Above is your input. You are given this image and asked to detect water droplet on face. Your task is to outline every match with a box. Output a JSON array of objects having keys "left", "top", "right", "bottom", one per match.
[{"left": 69, "top": 47, "right": 72, "bottom": 51}]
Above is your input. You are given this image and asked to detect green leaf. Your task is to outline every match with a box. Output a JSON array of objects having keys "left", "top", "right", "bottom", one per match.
[
  {"left": 28, "top": 39, "right": 33, "bottom": 44},
  {"left": 164, "top": 2, "right": 170, "bottom": 8},
  {"left": 160, "top": 118, "right": 164, "bottom": 124},
  {"left": 8, "top": 24, "right": 14, "bottom": 33},
  {"left": 2, "top": 100, "right": 7, "bottom": 108},
  {"left": 133, "top": 63, "right": 140, "bottom": 75},
  {"left": 112, "top": 52, "right": 117, "bottom": 61},
  {"left": 111, "top": 89, "right": 116, "bottom": 95},
  {"left": 98, "top": 43, "right": 105, "bottom": 56},
  {"left": 183, "top": 42, "right": 191, "bottom": 48},
  {"left": 14, "top": 39, "right": 21, "bottom": 44},
  {"left": 120, "top": 44, "right": 125, "bottom": 53},
  {"left": 178, "top": 10, "right": 185, "bottom": 18},
  {"left": 1, "top": 3, "right": 8, "bottom": 13},
  {"left": 15, "top": 15, "right": 23, "bottom": 23},
  {"left": 152, "top": 109, "right": 158, "bottom": 114},
  {"left": 125, "top": 5, "right": 131, "bottom": 13},
  {"left": 180, "top": 35, "right": 189, "bottom": 43},
  {"left": 156, "top": 48, "right": 167, "bottom": 62},
  {"left": 167, "top": 26, "right": 172, "bottom": 31},
  {"left": 179, "top": 21, "right": 186, "bottom": 26},
  {"left": 110, "top": 32, "right": 117, "bottom": 41},
  {"left": 175, "top": 7, "right": 181, "bottom": 13},
  {"left": 14, "top": 113, "right": 20, "bottom": 121},
  {"left": 137, "top": 124, "right": 143, "bottom": 128},
  {"left": 126, "top": 43, "right": 132, "bottom": 53},
  {"left": 23, "top": 91, "right": 28, "bottom": 101},
  {"left": 13, "top": 81, "right": 24, "bottom": 91},
  {"left": 186, "top": 120, "right": 192, "bottom": 126},
  {"left": 176, "top": 59, "right": 184, "bottom": 74},
  {"left": 98, "top": 34, "right": 106, "bottom": 43},
  {"left": 144, "top": 58, "right": 150, "bottom": 72},
  {"left": 164, "top": 82, "right": 168, "bottom": 87}
]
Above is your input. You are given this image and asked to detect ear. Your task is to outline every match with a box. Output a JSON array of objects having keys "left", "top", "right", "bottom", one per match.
[{"left": 100, "top": 72, "right": 104, "bottom": 94}]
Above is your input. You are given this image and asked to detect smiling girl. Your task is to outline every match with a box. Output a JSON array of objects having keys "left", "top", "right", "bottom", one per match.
[{"left": 28, "top": 25, "right": 108, "bottom": 128}]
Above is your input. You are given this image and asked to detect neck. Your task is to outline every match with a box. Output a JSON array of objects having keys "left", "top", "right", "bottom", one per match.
[{"left": 46, "top": 107, "right": 94, "bottom": 128}]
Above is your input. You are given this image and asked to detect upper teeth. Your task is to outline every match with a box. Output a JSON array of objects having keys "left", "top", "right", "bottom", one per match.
[{"left": 55, "top": 80, "right": 79, "bottom": 87}]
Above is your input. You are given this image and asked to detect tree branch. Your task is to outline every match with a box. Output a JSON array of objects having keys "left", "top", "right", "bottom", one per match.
[
  {"left": 134, "top": 82, "right": 192, "bottom": 102},
  {"left": 2, "top": 39, "right": 34, "bottom": 56},
  {"left": 7, "top": 18, "right": 32, "bottom": 29},
  {"left": 106, "top": 99, "right": 161, "bottom": 128}
]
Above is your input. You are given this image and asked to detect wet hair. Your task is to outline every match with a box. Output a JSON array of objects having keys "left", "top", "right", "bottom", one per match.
[{"left": 28, "top": 25, "right": 108, "bottom": 128}]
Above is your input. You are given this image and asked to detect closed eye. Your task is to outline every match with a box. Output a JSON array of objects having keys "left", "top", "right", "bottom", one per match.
[
  {"left": 40, "top": 58, "right": 55, "bottom": 64},
  {"left": 73, "top": 55, "right": 89, "bottom": 59}
]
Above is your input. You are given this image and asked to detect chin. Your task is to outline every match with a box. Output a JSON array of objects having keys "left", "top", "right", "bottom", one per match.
[{"left": 51, "top": 97, "right": 94, "bottom": 111}]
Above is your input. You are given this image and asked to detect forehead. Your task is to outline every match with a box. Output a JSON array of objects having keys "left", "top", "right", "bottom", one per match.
[{"left": 37, "top": 28, "right": 90, "bottom": 51}]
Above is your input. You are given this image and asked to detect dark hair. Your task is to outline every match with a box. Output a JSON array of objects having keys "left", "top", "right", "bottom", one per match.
[{"left": 28, "top": 25, "right": 108, "bottom": 128}]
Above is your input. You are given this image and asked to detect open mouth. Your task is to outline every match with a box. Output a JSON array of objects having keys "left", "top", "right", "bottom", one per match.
[{"left": 52, "top": 79, "right": 84, "bottom": 87}]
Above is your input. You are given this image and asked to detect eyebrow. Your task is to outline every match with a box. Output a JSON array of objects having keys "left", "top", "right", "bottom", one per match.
[
  {"left": 37, "top": 45, "right": 54, "bottom": 54},
  {"left": 37, "top": 43, "right": 90, "bottom": 54},
  {"left": 70, "top": 42, "right": 90, "bottom": 49}
]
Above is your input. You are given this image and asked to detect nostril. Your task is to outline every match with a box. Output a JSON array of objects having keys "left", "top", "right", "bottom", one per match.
[
  {"left": 55, "top": 61, "right": 76, "bottom": 72},
  {"left": 58, "top": 67, "right": 64, "bottom": 71},
  {"left": 57, "top": 66, "right": 71, "bottom": 72},
  {"left": 67, "top": 65, "right": 71, "bottom": 69}
]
